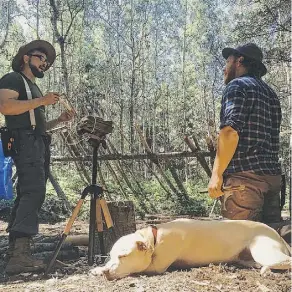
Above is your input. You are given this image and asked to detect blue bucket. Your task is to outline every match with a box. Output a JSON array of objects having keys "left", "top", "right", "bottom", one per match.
[{"left": 0, "top": 140, "right": 13, "bottom": 200}]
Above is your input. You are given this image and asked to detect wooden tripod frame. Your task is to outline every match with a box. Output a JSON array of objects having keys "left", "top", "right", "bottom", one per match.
[{"left": 45, "top": 141, "right": 114, "bottom": 275}]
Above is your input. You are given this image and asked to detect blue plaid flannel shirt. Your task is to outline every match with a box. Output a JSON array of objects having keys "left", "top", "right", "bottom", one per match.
[{"left": 220, "top": 74, "right": 281, "bottom": 175}]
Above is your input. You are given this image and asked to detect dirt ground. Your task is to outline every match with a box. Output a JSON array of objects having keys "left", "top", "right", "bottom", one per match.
[{"left": 0, "top": 218, "right": 291, "bottom": 292}]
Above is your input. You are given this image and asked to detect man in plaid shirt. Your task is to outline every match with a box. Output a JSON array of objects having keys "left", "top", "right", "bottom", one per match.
[{"left": 208, "top": 43, "right": 283, "bottom": 224}]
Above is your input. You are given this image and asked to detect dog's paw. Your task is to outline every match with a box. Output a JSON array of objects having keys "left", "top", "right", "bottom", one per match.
[
  {"left": 90, "top": 266, "right": 104, "bottom": 276},
  {"left": 260, "top": 266, "right": 270, "bottom": 276}
]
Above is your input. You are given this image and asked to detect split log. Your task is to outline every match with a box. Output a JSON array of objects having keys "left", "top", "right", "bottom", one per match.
[
  {"left": 65, "top": 235, "right": 89, "bottom": 246},
  {"left": 94, "top": 200, "right": 136, "bottom": 254}
]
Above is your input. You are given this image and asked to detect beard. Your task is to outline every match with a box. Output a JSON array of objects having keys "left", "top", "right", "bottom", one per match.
[
  {"left": 224, "top": 64, "right": 237, "bottom": 85},
  {"left": 29, "top": 61, "right": 44, "bottom": 78},
  {"left": 224, "top": 61, "right": 236, "bottom": 85}
]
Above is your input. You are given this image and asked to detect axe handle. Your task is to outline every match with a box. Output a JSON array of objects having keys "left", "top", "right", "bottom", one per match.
[
  {"left": 199, "top": 185, "right": 245, "bottom": 194},
  {"left": 45, "top": 233, "right": 67, "bottom": 275}
]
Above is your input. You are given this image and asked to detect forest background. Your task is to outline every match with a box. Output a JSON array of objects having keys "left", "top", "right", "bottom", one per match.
[{"left": 0, "top": 0, "right": 290, "bottom": 218}]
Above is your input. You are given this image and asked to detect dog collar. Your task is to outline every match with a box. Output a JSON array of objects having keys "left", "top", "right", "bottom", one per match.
[{"left": 151, "top": 225, "right": 158, "bottom": 246}]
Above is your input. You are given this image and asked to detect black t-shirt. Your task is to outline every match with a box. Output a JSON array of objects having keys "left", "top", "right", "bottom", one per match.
[{"left": 0, "top": 72, "right": 46, "bottom": 134}]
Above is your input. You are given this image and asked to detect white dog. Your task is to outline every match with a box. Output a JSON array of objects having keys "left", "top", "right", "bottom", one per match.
[{"left": 91, "top": 219, "right": 291, "bottom": 280}]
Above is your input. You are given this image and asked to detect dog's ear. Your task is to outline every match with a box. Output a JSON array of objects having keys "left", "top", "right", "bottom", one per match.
[{"left": 136, "top": 241, "right": 147, "bottom": 251}]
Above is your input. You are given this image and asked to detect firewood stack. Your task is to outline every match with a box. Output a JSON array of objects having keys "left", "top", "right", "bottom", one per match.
[{"left": 77, "top": 116, "right": 113, "bottom": 147}]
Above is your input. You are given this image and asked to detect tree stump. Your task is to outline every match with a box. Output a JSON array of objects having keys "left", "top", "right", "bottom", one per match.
[{"left": 95, "top": 200, "right": 136, "bottom": 254}]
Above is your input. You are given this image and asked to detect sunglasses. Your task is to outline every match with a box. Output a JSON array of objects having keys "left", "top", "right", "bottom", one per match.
[{"left": 28, "top": 54, "right": 49, "bottom": 64}]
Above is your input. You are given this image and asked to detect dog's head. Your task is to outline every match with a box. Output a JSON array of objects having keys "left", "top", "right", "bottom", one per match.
[{"left": 101, "top": 229, "right": 154, "bottom": 280}]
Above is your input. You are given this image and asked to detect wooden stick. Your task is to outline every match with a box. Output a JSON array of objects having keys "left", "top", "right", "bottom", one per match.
[
  {"left": 100, "top": 198, "right": 113, "bottom": 229},
  {"left": 59, "top": 94, "right": 77, "bottom": 114},
  {"left": 199, "top": 185, "right": 246, "bottom": 193},
  {"left": 135, "top": 123, "right": 180, "bottom": 195},
  {"left": 59, "top": 96, "right": 72, "bottom": 111},
  {"left": 184, "top": 136, "right": 212, "bottom": 178},
  {"left": 96, "top": 199, "right": 103, "bottom": 232},
  {"left": 64, "top": 199, "right": 84, "bottom": 234}
]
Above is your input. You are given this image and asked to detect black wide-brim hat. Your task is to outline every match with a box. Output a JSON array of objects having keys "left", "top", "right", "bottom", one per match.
[
  {"left": 12, "top": 40, "right": 56, "bottom": 72},
  {"left": 222, "top": 43, "right": 267, "bottom": 77}
]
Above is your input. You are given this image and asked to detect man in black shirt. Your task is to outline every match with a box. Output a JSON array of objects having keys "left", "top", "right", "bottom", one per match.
[{"left": 0, "top": 40, "right": 74, "bottom": 274}]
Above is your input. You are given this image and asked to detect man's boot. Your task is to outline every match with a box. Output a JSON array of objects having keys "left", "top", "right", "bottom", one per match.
[
  {"left": 4, "top": 238, "right": 15, "bottom": 264},
  {"left": 5, "top": 237, "right": 46, "bottom": 274}
]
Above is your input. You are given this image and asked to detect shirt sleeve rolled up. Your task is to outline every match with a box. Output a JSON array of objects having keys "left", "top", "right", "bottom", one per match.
[{"left": 220, "top": 80, "right": 248, "bottom": 133}]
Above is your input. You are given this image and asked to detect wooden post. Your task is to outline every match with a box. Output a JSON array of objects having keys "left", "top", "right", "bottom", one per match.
[
  {"left": 168, "top": 164, "right": 189, "bottom": 201},
  {"left": 135, "top": 124, "right": 180, "bottom": 196},
  {"left": 184, "top": 136, "right": 212, "bottom": 178},
  {"left": 48, "top": 170, "right": 71, "bottom": 211}
]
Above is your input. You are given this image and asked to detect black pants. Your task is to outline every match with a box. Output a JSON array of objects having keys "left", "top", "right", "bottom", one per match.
[{"left": 7, "top": 130, "right": 51, "bottom": 236}]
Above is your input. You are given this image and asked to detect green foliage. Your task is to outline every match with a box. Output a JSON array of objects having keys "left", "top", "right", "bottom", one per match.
[
  {"left": 0, "top": 0, "right": 289, "bottom": 218},
  {"left": 49, "top": 165, "right": 86, "bottom": 197},
  {"left": 121, "top": 178, "right": 219, "bottom": 218},
  {"left": 45, "top": 163, "right": 219, "bottom": 220}
]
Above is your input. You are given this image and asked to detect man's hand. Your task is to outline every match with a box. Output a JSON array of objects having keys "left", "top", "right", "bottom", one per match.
[
  {"left": 57, "top": 109, "right": 75, "bottom": 122},
  {"left": 208, "top": 126, "right": 239, "bottom": 200},
  {"left": 41, "top": 92, "right": 60, "bottom": 106},
  {"left": 46, "top": 109, "right": 75, "bottom": 130},
  {"left": 208, "top": 173, "right": 224, "bottom": 199}
]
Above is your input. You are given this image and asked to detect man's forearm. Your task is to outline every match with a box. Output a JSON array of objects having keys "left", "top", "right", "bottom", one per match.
[
  {"left": 212, "top": 126, "right": 239, "bottom": 176},
  {"left": 0, "top": 97, "right": 44, "bottom": 115},
  {"left": 46, "top": 118, "right": 61, "bottom": 131}
]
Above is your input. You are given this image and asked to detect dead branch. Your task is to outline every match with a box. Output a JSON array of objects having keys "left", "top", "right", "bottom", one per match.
[{"left": 51, "top": 150, "right": 214, "bottom": 162}]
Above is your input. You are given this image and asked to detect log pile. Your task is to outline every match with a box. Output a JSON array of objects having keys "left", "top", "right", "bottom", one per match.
[{"left": 0, "top": 235, "right": 82, "bottom": 264}]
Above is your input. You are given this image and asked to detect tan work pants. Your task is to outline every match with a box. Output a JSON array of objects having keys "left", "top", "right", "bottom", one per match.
[{"left": 221, "top": 171, "right": 282, "bottom": 223}]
